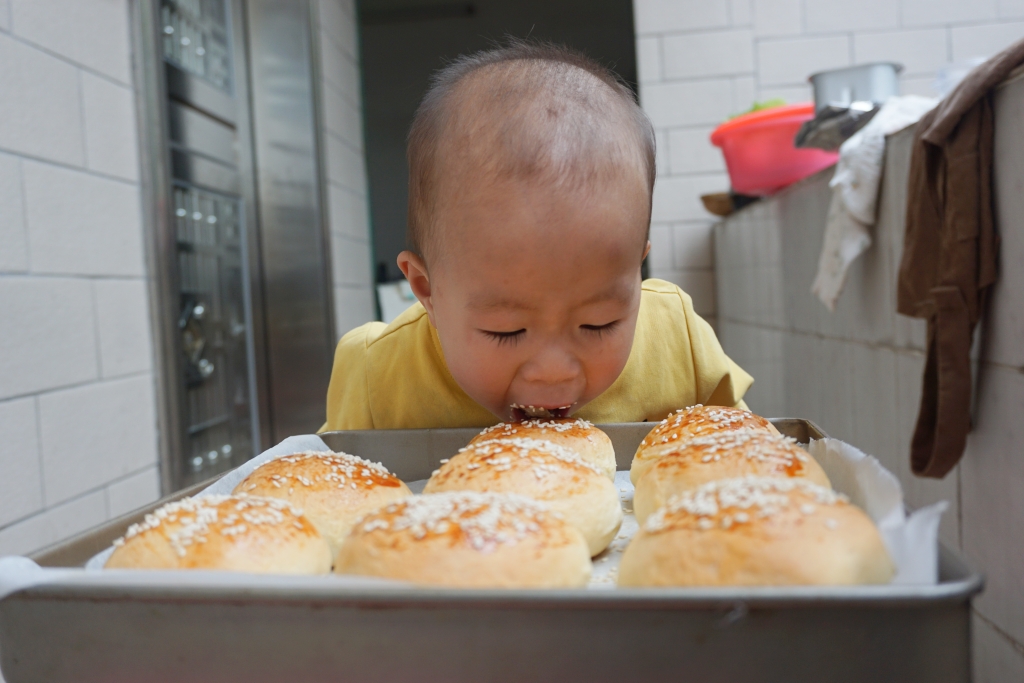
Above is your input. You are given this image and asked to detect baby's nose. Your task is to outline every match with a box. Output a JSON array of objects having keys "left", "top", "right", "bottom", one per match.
[{"left": 520, "top": 346, "right": 582, "bottom": 386}]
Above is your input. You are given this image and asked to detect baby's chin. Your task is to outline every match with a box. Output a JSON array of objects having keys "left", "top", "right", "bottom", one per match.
[{"left": 508, "top": 402, "right": 577, "bottom": 422}]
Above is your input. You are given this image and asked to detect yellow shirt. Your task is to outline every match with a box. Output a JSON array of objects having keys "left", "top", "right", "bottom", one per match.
[{"left": 322, "top": 279, "right": 752, "bottom": 431}]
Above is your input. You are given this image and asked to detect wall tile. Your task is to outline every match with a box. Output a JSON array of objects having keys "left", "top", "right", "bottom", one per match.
[
  {"left": 647, "top": 223, "right": 673, "bottom": 272},
  {"left": 333, "top": 286, "right": 376, "bottom": 339},
  {"left": 654, "top": 129, "right": 670, "bottom": 176},
  {"left": 0, "top": 33, "right": 84, "bottom": 166},
  {"left": 951, "top": 23, "right": 1024, "bottom": 62},
  {"left": 106, "top": 466, "right": 160, "bottom": 518},
  {"left": 0, "top": 277, "right": 97, "bottom": 400},
  {"left": 322, "top": 83, "right": 363, "bottom": 150},
  {"left": 987, "top": 75, "right": 1024, "bottom": 368},
  {"left": 39, "top": 375, "right": 158, "bottom": 506},
  {"left": 633, "top": 0, "right": 729, "bottom": 35},
  {"left": 960, "top": 364, "right": 1024, "bottom": 643},
  {"left": 848, "top": 344, "right": 898, "bottom": 474},
  {"left": 10, "top": 0, "right": 131, "bottom": 83},
  {"left": 651, "top": 173, "right": 729, "bottom": 223},
  {"left": 756, "top": 84, "right": 813, "bottom": 105},
  {"left": 23, "top": 161, "right": 144, "bottom": 276},
  {"left": 901, "top": 0, "right": 998, "bottom": 27},
  {"left": 752, "top": 0, "right": 802, "bottom": 37},
  {"left": 757, "top": 36, "right": 850, "bottom": 87},
  {"left": 331, "top": 234, "right": 372, "bottom": 288},
  {"left": 0, "top": 489, "right": 106, "bottom": 557},
  {"left": 0, "top": 0, "right": 9, "bottom": 30},
  {"left": 854, "top": 29, "right": 950, "bottom": 76},
  {"left": 732, "top": 76, "right": 756, "bottom": 112},
  {"left": 668, "top": 126, "right": 725, "bottom": 174},
  {"left": 1000, "top": 0, "right": 1024, "bottom": 19},
  {"left": 641, "top": 78, "right": 736, "bottom": 128},
  {"left": 0, "top": 397, "right": 43, "bottom": 528},
  {"left": 327, "top": 183, "right": 370, "bottom": 242},
  {"left": 326, "top": 136, "right": 367, "bottom": 195},
  {"left": 94, "top": 279, "right": 153, "bottom": 378},
  {"left": 894, "top": 351, "right": 960, "bottom": 548},
  {"left": 636, "top": 36, "right": 661, "bottom": 84},
  {"left": 0, "top": 152, "right": 27, "bottom": 273},
  {"left": 319, "top": 37, "right": 361, "bottom": 106},
  {"left": 730, "top": 0, "right": 753, "bottom": 25},
  {"left": 672, "top": 222, "right": 714, "bottom": 269},
  {"left": 663, "top": 30, "right": 754, "bottom": 80},
  {"left": 805, "top": 0, "right": 898, "bottom": 33},
  {"left": 82, "top": 71, "right": 139, "bottom": 181},
  {"left": 973, "top": 614, "right": 1024, "bottom": 683},
  {"left": 318, "top": 0, "right": 356, "bottom": 59}
]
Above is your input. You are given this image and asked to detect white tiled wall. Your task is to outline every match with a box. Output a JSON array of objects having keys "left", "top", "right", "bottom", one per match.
[
  {"left": 316, "top": 0, "right": 376, "bottom": 339},
  {"left": 714, "top": 74, "right": 1024, "bottom": 678},
  {"left": 0, "top": 0, "right": 162, "bottom": 559},
  {"left": 634, "top": 0, "right": 1024, "bottom": 319}
]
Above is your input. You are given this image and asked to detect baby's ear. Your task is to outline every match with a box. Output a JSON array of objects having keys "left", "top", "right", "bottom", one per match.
[
  {"left": 642, "top": 240, "right": 651, "bottom": 261},
  {"left": 396, "top": 250, "right": 435, "bottom": 319}
]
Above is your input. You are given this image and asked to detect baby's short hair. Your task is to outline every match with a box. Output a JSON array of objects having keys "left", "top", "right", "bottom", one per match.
[{"left": 407, "top": 40, "right": 656, "bottom": 260}]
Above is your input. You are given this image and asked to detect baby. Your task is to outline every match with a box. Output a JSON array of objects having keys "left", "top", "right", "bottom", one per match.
[{"left": 323, "top": 42, "right": 752, "bottom": 430}]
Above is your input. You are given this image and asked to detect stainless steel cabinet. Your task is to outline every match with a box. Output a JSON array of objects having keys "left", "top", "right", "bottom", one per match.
[{"left": 136, "top": 0, "right": 335, "bottom": 492}]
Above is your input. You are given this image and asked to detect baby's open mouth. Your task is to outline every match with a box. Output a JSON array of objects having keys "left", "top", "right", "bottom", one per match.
[{"left": 510, "top": 403, "right": 575, "bottom": 421}]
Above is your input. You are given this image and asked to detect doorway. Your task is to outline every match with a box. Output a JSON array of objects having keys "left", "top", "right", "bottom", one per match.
[{"left": 357, "top": 0, "right": 639, "bottom": 289}]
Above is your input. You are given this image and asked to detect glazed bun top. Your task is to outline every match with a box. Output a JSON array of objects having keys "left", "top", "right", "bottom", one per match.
[
  {"left": 471, "top": 418, "right": 616, "bottom": 479},
  {"left": 104, "top": 494, "right": 332, "bottom": 574},
  {"left": 618, "top": 477, "right": 894, "bottom": 587},
  {"left": 427, "top": 436, "right": 605, "bottom": 497},
  {"left": 631, "top": 405, "right": 779, "bottom": 484},
  {"left": 632, "top": 429, "right": 831, "bottom": 524},
  {"left": 233, "top": 451, "right": 411, "bottom": 558},
  {"left": 335, "top": 491, "right": 592, "bottom": 588}
]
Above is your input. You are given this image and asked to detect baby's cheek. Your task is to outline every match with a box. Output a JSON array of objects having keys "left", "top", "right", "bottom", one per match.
[
  {"left": 581, "top": 332, "right": 634, "bottom": 398},
  {"left": 446, "top": 339, "right": 518, "bottom": 410}
]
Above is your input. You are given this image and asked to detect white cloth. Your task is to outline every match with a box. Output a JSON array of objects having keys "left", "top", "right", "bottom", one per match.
[{"left": 812, "top": 96, "right": 937, "bottom": 310}]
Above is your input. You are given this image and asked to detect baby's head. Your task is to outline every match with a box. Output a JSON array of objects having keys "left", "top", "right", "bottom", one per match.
[{"left": 397, "top": 41, "right": 655, "bottom": 422}]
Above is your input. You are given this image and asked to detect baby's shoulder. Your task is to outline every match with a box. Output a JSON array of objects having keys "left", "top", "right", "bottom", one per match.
[{"left": 640, "top": 278, "right": 695, "bottom": 314}]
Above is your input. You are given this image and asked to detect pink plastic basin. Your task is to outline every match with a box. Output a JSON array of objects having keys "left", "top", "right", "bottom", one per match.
[{"left": 710, "top": 103, "right": 838, "bottom": 196}]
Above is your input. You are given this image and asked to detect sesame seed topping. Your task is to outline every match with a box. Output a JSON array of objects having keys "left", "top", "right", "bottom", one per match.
[
  {"left": 357, "top": 491, "right": 554, "bottom": 552},
  {"left": 643, "top": 477, "right": 847, "bottom": 534},
  {"left": 459, "top": 437, "right": 601, "bottom": 476},
  {"left": 114, "top": 495, "right": 305, "bottom": 557}
]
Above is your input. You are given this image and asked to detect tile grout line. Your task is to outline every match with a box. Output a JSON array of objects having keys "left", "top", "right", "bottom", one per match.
[
  {"left": 2, "top": 30, "right": 134, "bottom": 89},
  {"left": 0, "top": 369, "right": 153, "bottom": 406},
  {"left": 0, "top": 145, "right": 140, "bottom": 187}
]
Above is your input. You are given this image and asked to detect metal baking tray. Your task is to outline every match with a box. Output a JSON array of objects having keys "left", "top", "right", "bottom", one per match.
[{"left": 1, "top": 420, "right": 982, "bottom": 683}]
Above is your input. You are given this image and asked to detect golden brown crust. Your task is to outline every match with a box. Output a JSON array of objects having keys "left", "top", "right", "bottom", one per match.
[
  {"left": 424, "top": 437, "right": 622, "bottom": 556},
  {"left": 633, "top": 429, "right": 831, "bottom": 524},
  {"left": 472, "top": 419, "right": 616, "bottom": 479},
  {"left": 631, "top": 405, "right": 779, "bottom": 484},
  {"left": 105, "top": 495, "right": 332, "bottom": 574},
  {"left": 619, "top": 477, "right": 893, "bottom": 587},
  {"left": 335, "top": 491, "right": 592, "bottom": 588},
  {"left": 233, "top": 451, "right": 411, "bottom": 559}
]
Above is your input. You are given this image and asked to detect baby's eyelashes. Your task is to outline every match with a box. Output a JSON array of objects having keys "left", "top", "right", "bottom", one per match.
[
  {"left": 481, "top": 329, "right": 527, "bottom": 346},
  {"left": 580, "top": 320, "right": 621, "bottom": 338}
]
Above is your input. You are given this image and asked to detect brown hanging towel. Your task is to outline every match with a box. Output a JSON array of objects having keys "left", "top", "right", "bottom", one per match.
[{"left": 896, "top": 40, "right": 1024, "bottom": 478}]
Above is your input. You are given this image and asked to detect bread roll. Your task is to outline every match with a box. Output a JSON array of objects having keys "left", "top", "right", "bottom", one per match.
[
  {"left": 233, "top": 451, "right": 411, "bottom": 558},
  {"left": 335, "top": 491, "right": 592, "bottom": 588},
  {"left": 423, "top": 437, "right": 622, "bottom": 556},
  {"left": 105, "top": 495, "right": 332, "bottom": 574},
  {"left": 631, "top": 405, "right": 779, "bottom": 484},
  {"left": 618, "top": 477, "right": 893, "bottom": 587},
  {"left": 633, "top": 429, "right": 831, "bottom": 524},
  {"left": 472, "top": 418, "right": 616, "bottom": 479}
]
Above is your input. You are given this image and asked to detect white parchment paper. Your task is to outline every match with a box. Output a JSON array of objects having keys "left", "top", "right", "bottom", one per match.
[{"left": 1, "top": 433, "right": 945, "bottom": 598}]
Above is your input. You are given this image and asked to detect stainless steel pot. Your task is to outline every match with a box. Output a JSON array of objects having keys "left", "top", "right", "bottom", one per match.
[{"left": 809, "top": 62, "right": 903, "bottom": 112}]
